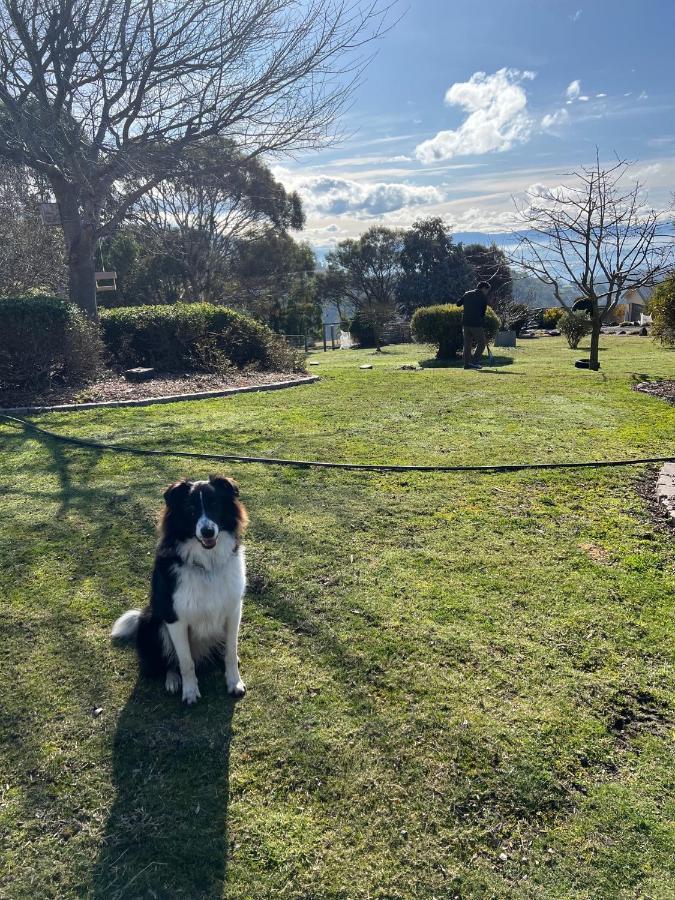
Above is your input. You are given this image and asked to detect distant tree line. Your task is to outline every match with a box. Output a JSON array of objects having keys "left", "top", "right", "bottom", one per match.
[{"left": 320, "top": 218, "right": 526, "bottom": 349}]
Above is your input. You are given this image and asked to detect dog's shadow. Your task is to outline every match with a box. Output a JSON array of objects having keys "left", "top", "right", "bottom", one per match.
[{"left": 92, "top": 669, "right": 236, "bottom": 900}]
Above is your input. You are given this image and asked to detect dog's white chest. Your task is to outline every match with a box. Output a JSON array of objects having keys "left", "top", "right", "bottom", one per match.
[{"left": 172, "top": 537, "right": 246, "bottom": 647}]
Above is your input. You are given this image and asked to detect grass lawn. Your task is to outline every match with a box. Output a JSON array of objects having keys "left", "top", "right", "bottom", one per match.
[{"left": 1, "top": 337, "right": 674, "bottom": 899}]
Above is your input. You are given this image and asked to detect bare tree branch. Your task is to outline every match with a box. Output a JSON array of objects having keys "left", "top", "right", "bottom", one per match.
[{"left": 510, "top": 156, "right": 672, "bottom": 368}]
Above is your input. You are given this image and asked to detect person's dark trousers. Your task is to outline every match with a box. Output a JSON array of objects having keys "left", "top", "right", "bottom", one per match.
[{"left": 463, "top": 326, "right": 486, "bottom": 366}]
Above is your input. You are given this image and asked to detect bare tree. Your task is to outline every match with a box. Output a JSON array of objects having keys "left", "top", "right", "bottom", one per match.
[
  {"left": 133, "top": 139, "right": 303, "bottom": 300},
  {"left": 0, "top": 0, "right": 387, "bottom": 317},
  {"left": 512, "top": 155, "right": 671, "bottom": 369}
]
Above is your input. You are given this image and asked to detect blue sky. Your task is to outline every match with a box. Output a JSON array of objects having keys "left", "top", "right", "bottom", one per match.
[{"left": 275, "top": 0, "right": 675, "bottom": 252}]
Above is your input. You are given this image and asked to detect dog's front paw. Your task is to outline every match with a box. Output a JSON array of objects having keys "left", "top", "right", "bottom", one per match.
[
  {"left": 227, "top": 678, "right": 246, "bottom": 698},
  {"left": 182, "top": 679, "right": 201, "bottom": 705},
  {"left": 165, "top": 671, "right": 181, "bottom": 694}
]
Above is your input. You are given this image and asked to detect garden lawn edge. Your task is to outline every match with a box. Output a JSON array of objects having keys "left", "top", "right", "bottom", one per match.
[{"left": 0, "top": 374, "right": 319, "bottom": 414}]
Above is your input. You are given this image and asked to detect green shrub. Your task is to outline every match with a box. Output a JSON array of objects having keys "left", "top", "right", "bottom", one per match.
[
  {"left": 99, "top": 303, "right": 304, "bottom": 373},
  {"left": 349, "top": 314, "right": 377, "bottom": 348},
  {"left": 0, "top": 295, "right": 102, "bottom": 390},
  {"left": 542, "top": 307, "right": 565, "bottom": 327},
  {"left": 648, "top": 275, "right": 675, "bottom": 347},
  {"left": 559, "top": 310, "right": 592, "bottom": 349},
  {"left": 411, "top": 304, "right": 499, "bottom": 359}
]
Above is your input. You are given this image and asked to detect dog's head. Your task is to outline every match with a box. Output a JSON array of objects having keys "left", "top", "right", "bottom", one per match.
[{"left": 160, "top": 475, "right": 248, "bottom": 549}]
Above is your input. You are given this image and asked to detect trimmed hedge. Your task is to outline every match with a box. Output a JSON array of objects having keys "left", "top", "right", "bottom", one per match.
[
  {"left": 0, "top": 295, "right": 102, "bottom": 389},
  {"left": 649, "top": 275, "right": 675, "bottom": 347},
  {"left": 411, "top": 304, "right": 499, "bottom": 359},
  {"left": 99, "top": 303, "right": 304, "bottom": 373}
]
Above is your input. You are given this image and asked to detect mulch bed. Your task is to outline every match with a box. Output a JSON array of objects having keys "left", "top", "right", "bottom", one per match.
[
  {"left": 633, "top": 380, "right": 675, "bottom": 404},
  {"left": 0, "top": 369, "right": 305, "bottom": 409}
]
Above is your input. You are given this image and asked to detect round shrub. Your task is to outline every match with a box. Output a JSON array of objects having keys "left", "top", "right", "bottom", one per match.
[
  {"left": 559, "top": 310, "right": 592, "bottom": 349},
  {"left": 542, "top": 307, "right": 565, "bottom": 327},
  {"left": 0, "top": 295, "right": 102, "bottom": 390},
  {"left": 99, "top": 303, "right": 305, "bottom": 373},
  {"left": 411, "top": 304, "right": 499, "bottom": 359},
  {"left": 349, "top": 314, "right": 377, "bottom": 348},
  {"left": 648, "top": 275, "right": 675, "bottom": 347}
]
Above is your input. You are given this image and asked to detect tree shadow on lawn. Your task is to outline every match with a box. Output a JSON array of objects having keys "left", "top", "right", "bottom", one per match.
[
  {"left": 92, "top": 671, "right": 236, "bottom": 900},
  {"left": 1, "top": 428, "right": 236, "bottom": 898}
]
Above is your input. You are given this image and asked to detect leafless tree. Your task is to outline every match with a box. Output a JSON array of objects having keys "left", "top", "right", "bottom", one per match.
[
  {"left": 0, "top": 0, "right": 388, "bottom": 317},
  {"left": 512, "top": 155, "right": 671, "bottom": 369}
]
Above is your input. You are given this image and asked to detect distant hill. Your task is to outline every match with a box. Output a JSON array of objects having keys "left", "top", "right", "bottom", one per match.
[{"left": 512, "top": 275, "right": 577, "bottom": 308}]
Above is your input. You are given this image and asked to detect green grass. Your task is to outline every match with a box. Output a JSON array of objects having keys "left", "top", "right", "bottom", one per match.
[{"left": 0, "top": 337, "right": 674, "bottom": 899}]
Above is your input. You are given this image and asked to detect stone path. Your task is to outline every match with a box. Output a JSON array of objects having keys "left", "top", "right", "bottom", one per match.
[{"left": 656, "top": 463, "right": 675, "bottom": 525}]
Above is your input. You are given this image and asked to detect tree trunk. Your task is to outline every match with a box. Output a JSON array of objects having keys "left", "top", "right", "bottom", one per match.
[
  {"left": 589, "top": 301, "right": 601, "bottom": 370},
  {"left": 67, "top": 236, "right": 98, "bottom": 318},
  {"left": 51, "top": 180, "right": 98, "bottom": 319}
]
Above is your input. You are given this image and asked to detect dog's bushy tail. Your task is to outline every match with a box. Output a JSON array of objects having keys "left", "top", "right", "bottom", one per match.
[{"left": 111, "top": 609, "right": 141, "bottom": 641}]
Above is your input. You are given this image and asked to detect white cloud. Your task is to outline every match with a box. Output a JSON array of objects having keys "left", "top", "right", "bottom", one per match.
[
  {"left": 541, "top": 108, "right": 570, "bottom": 131},
  {"left": 274, "top": 169, "right": 443, "bottom": 217},
  {"left": 638, "top": 90, "right": 648, "bottom": 101},
  {"left": 571, "top": 8, "right": 582, "bottom": 23},
  {"left": 578, "top": 95, "right": 589, "bottom": 102},
  {"left": 596, "top": 93, "right": 607, "bottom": 98},
  {"left": 566, "top": 80, "right": 581, "bottom": 101},
  {"left": 415, "top": 68, "right": 536, "bottom": 163}
]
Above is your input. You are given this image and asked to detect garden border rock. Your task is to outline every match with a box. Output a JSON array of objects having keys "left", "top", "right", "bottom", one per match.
[{"left": 1, "top": 374, "right": 319, "bottom": 415}]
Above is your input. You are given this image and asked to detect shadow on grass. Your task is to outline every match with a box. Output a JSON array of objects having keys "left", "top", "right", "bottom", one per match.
[
  {"left": 0, "top": 427, "right": 236, "bottom": 898},
  {"left": 92, "top": 673, "right": 236, "bottom": 900},
  {"left": 419, "top": 355, "right": 518, "bottom": 371}
]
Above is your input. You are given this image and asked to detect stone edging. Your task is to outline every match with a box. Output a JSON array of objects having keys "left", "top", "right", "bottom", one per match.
[
  {"left": 1, "top": 375, "right": 319, "bottom": 415},
  {"left": 656, "top": 463, "right": 675, "bottom": 526}
]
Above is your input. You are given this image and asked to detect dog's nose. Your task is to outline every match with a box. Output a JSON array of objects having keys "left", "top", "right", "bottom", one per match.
[{"left": 201, "top": 523, "right": 216, "bottom": 538}]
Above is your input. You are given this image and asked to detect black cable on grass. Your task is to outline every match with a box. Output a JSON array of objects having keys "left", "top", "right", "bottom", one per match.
[{"left": 1, "top": 414, "right": 673, "bottom": 474}]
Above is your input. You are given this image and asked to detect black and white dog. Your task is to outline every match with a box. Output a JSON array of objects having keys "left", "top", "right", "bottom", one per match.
[{"left": 111, "top": 475, "right": 248, "bottom": 704}]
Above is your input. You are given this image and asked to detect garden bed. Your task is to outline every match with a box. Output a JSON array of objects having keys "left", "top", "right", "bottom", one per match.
[
  {"left": 633, "top": 379, "right": 675, "bottom": 404},
  {"left": 0, "top": 369, "right": 308, "bottom": 409}
]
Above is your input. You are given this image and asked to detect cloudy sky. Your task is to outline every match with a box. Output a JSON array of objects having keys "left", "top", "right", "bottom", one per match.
[{"left": 274, "top": 0, "right": 675, "bottom": 254}]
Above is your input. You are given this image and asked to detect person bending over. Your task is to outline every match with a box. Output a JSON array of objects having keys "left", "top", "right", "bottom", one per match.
[{"left": 457, "top": 281, "right": 490, "bottom": 369}]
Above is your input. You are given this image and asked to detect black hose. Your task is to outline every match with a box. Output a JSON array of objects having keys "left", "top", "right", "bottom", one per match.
[{"left": 1, "top": 413, "right": 673, "bottom": 474}]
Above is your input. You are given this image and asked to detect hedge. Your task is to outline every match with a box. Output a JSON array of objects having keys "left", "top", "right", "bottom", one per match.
[
  {"left": 542, "top": 307, "right": 565, "bottom": 327},
  {"left": 0, "top": 295, "right": 102, "bottom": 390},
  {"left": 649, "top": 275, "right": 675, "bottom": 347},
  {"left": 411, "top": 304, "right": 499, "bottom": 359},
  {"left": 99, "top": 303, "right": 304, "bottom": 373}
]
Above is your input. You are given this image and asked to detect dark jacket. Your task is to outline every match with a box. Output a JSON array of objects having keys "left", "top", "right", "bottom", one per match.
[{"left": 457, "top": 289, "right": 488, "bottom": 327}]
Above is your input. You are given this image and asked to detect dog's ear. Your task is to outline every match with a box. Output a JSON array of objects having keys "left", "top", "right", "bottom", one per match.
[
  {"left": 209, "top": 474, "right": 239, "bottom": 497},
  {"left": 163, "top": 480, "right": 192, "bottom": 507}
]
